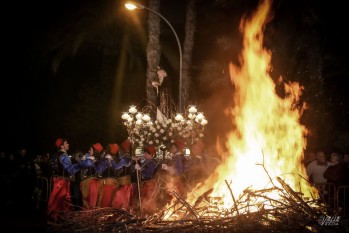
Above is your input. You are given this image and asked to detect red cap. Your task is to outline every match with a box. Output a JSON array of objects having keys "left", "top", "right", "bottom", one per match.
[
  {"left": 121, "top": 139, "right": 131, "bottom": 152},
  {"left": 109, "top": 143, "right": 119, "bottom": 154},
  {"left": 55, "top": 138, "right": 63, "bottom": 148},
  {"left": 92, "top": 143, "right": 103, "bottom": 153},
  {"left": 145, "top": 145, "right": 156, "bottom": 155},
  {"left": 174, "top": 140, "right": 185, "bottom": 151}
]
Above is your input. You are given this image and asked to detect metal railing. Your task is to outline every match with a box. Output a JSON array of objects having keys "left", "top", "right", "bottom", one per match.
[
  {"left": 315, "top": 182, "right": 336, "bottom": 208},
  {"left": 336, "top": 185, "right": 349, "bottom": 217},
  {"left": 315, "top": 183, "right": 349, "bottom": 216}
]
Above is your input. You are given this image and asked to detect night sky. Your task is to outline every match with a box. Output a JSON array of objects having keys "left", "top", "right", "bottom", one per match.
[{"left": 1, "top": 0, "right": 348, "bottom": 156}]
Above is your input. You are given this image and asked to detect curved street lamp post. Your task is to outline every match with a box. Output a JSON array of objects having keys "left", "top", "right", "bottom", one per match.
[{"left": 125, "top": 1, "right": 183, "bottom": 112}]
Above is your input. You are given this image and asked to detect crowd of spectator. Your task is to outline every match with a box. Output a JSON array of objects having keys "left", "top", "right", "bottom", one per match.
[{"left": 305, "top": 150, "right": 349, "bottom": 216}]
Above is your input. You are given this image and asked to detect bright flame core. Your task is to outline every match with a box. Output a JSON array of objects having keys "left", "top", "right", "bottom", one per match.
[{"left": 178, "top": 0, "right": 316, "bottom": 218}]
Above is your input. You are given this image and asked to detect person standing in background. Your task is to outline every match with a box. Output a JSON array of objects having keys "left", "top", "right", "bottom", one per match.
[
  {"left": 14, "top": 148, "right": 36, "bottom": 212},
  {"left": 306, "top": 151, "right": 330, "bottom": 185},
  {"left": 324, "top": 153, "right": 346, "bottom": 186},
  {"left": 306, "top": 151, "right": 331, "bottom": 205}
]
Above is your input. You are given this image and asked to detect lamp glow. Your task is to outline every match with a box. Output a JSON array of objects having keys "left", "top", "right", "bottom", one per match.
[{"left": 125, "top": 3, "right": 137, "bottom": 10}]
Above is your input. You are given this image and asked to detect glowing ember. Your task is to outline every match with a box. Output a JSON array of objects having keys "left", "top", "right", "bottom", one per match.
[{"left": 165, "top": 0, "right": 317, "bottom": 220}]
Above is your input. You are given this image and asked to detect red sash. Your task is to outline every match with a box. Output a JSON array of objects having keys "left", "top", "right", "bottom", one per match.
[
  {"left": 98, "top": 178, "right": 118, "bottom": 207},
  {"left": 80, "top": 177, "right": 100, "bottom": 209},
  {"left": 112, "top": 184, "right": 132, "bottom": 210},
  {"left": 47, "top": 176, "right": 73, "bottom": 222}
]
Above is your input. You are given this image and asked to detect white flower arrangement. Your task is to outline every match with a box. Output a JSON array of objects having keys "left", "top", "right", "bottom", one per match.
[{"left": 121, "top": 105, "right": 208, "bottom": 148}]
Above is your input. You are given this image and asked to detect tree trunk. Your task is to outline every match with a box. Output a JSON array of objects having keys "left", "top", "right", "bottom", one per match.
[
  {"left": 182, "top": 0, "right": 197, "bottom": 110},
  {"left": 146, "top": 0, "right": 161, "bottom": 110}
]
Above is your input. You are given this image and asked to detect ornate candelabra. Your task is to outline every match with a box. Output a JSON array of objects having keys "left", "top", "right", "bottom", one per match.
[
  {"left": 173, "top": 105, "right": 208, "bottom": 144},
  {"left": 121, "top": 105, "right": 208, "bottom": 150}
]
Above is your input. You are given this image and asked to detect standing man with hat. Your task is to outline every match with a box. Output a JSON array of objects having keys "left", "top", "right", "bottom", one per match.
[
  {"left": 80, "top": 142, "right": 104, "bottom": 209},
  {"left": 47, "top": 138, "right": 94, "bottom": 224},
  {"left": 161, "top": 140, "right": 187, "bottom": 200},
  {"left": 162, "top": 140, "right": 186, "bottom": 176},
  {"left": 132, "top": 145, "right": 158, "bottom": 217},
  {"left": 120, "top": 139, "right": 132, "bottom": 157},
  {"left": 112, "top": 139, "right": 134, "bottom": 210},
  {"left": 96, "top": 143, "right": 132, "bottom": 207}
]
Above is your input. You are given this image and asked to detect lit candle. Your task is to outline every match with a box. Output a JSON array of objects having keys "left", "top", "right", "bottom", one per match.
[
  {"left": 121, "top": 112, "right": 130, "bottom": 120},
  {"left": 188, "top": 113, "right": 194, "bottom": 119},
  {"left": 142, "top": 114, "right": 150, "bottom": 122},
  {"left": 196, "top": 112, "right": 204, "bottom": 120},
  {"left": 201, "top": 118, "right": 208, "bottom": 125},
  {"left": 175, "top": 113, "right": 183, "bottom": 121},
  {"left": 136, "top": 113, "right": 143, "bottom": 120},
  {"left": 188, "top": 105, "right": 197, "bottom": 113},
  {"left": 129, "top": 105, "right": 137, "bottom": 114}
]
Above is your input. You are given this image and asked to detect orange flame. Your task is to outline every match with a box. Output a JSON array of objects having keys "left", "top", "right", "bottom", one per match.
[{"left": 165, "top": 0, "right": 317, "bottom": 219}]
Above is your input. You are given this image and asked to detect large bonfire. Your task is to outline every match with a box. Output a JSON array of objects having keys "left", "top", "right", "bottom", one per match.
[
  {"left": 50, "top": 0, "right": 332, "bottom": 232},
  {"left": 181, "top": 0, "right": 316, "bottom": 215}
]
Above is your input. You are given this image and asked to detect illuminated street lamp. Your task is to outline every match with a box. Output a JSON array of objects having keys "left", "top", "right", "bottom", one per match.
[{"left": 125, "top": 1, "right": 183, "bottom": 112}]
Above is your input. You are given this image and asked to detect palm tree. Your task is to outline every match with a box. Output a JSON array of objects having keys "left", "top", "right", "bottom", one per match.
[
  {"left": 145, "top": 0, "right": 197, "bottom": 113},
  {"left": 182, "top": 0, "right": 197, "bottom": 109},
  {"left": 145, "top": 0, "right": 161, "bottom": 110}
]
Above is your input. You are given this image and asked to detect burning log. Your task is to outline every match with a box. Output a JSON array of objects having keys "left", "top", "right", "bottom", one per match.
[
  {"left": 276, "top": 176, "right": 319, "bottom": 216},
  {"left": 171, "top": 191, "right": 200, "bottom": 221},
  {"left": 225, "top": 179, "right": 240, "bottom": 216},
  {"left": 193, "top": 188, "right": 213, "bottom": 208}
]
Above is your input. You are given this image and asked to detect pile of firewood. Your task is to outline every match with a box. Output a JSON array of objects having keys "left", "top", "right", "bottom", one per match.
[{"left": 48, "top": 176, "right": 348, "bottom": 233}]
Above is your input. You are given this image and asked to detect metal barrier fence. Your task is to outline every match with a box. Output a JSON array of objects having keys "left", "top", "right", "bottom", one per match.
[
  {"left": 315, "top": 183, "right": 349, "bottom": 216},
  {"left": 336, "top": 185, "right": 349, "bottom": 217},
  {"left": 315, "top": 182, "right": 336, "bottom": 208}
]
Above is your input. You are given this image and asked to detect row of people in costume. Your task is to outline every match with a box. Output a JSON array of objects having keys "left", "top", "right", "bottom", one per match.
[
  {"left": 79, "top": 142, "right": 133, "bottom": 210},
  {"left": 47, "top": 138, "right": 212, "bottom": 223},
  {"left": 47, "top": 138, "right": 161, "bottom": 222}
]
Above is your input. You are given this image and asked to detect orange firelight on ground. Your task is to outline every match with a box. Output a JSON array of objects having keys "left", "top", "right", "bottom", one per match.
[{"left": 165, "top": 0, "right": 317, "bottom": 220}]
